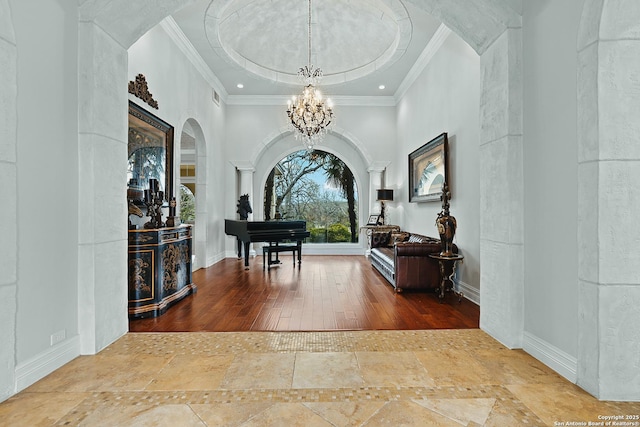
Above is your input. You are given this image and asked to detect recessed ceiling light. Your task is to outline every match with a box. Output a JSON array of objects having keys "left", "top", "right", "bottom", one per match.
[
  {"left": 378, "top": 85, "right": 385, "bottom": 90},
  {"left": 237, "top": 83, "right": 244, "bottom": 89}
]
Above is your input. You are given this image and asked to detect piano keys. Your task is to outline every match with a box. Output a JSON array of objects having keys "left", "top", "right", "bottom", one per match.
[{"left": 225, "top": 219, "right": 310, "bottom": 269}]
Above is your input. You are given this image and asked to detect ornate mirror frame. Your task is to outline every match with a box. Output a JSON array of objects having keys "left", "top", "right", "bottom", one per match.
[{"left": 127, "top": 101, "right": 174, "bottom": 203}]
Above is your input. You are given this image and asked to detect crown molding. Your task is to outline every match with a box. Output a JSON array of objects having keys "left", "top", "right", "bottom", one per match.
[
  {"left": 226, "top": 95, "right": 396, "bottom": 107},
  {"left": 159, "top": 17, "right": 228, "bottom": 103},
  {"left": 394, "top": 24, "right": 452, "bottom": 102}
]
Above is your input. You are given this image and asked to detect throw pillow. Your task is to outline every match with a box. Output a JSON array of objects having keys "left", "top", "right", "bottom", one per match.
[
  {"left": 390, "top": 232, "right": 410, "bottom": 245},
  {"left": 371, "top": 231, "right": 391, "bottom": 248}
]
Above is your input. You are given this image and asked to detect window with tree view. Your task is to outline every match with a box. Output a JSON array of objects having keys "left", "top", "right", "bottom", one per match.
[{"left": 264, "top": 150, "right": 358, "bottom": 243}]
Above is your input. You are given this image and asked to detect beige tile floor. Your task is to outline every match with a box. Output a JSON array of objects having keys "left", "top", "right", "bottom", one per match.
[{"left": 1, "top": 330, "right": 639, "bottom": 426}]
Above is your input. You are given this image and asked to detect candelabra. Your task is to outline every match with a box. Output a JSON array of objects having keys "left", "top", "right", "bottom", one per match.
[{"left": 143, "top": 178, "right": 165, "bottom": 229}]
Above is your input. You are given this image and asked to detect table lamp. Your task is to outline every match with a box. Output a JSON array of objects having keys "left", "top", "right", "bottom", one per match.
[{"left": 376, "top": 189, "right": 394, "bottom": 225}]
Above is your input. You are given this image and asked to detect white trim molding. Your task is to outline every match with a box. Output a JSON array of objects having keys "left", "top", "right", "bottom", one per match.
[
  {"left": 394, "top": 24, "right": 452, "bottom": 102},
  {"left": 523, "top": 331, "right": 578, "bottom": 383},
  {"left": 455, "top": 280, "right": 480, "bottom": 306},
  {"left": 14, "top": 335, "right": 81, "bottom": 393},
  {"left": 160, "top": 17, "right": 228, "bottom": 102}
]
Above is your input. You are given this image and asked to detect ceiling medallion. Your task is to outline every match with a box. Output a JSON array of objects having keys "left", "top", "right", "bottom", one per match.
[{"left": 286, "top": 0, "right": 334, "bottom": 150}]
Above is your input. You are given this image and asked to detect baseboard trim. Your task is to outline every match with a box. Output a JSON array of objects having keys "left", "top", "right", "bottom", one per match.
[
  {"left": 15, "top": 335, "right": 81, "bottom": 393},
  {"left": 206, "top": 252, "right": 226, "bottom": 268},
  {"left": 523, "top": 331, "right": 577, "bottom": 383},
  {"left": 455, "top": 280, "right": 480, "bottom": 305}
]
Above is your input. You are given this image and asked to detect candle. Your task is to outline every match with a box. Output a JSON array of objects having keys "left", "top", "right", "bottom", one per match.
[
  {"left": 144, "top": 189, "right": 151, "bottom": 203},
  {"left": 149, "top": 178, "right": 158, "bottom": 191}
]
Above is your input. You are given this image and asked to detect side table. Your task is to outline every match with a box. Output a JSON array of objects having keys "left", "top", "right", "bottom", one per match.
[{"left": 428, "top": 253, "right": 464, "bottom": 303}]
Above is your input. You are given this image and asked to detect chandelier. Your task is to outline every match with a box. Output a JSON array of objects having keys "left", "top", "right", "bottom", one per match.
[{"left": 286, "top": 0, "right": 334, "bottom": 150}]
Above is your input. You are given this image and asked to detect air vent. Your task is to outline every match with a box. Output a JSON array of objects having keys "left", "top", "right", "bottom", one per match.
[{"left": 212, "top": 89, "right": 220, "bottom": 106}]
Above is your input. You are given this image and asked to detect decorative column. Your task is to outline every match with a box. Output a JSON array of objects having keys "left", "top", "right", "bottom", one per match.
[
  {"left": 576, "top": 0, "right": 640, "bottom": 401},
  {"left": 478, "top": 27, "right": 524, "bottom": 349},
  {"left": 77, "top": 20, "right": 129, "bottom": 354}
]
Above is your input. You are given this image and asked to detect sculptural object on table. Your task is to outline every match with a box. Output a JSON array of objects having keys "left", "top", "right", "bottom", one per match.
[
  {"left": 128, "top": 200, "right": 144, "bottom": 230},
  {"left": 237, "top": 194, "right": 252, "bottom": 220},
  {"left": 435, "top": 182, "right": 456, "bottom": 257},
  {"left": 144, "top": 178, "right": 165, "bottom": 229}
]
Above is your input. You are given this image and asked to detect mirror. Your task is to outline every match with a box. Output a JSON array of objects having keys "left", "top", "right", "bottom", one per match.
[{"left": 127, "top": 101, "right": 174, "bottom": 204}]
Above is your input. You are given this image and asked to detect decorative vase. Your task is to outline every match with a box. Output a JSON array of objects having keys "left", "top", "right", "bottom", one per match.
[{"left": 435, "top": 182, "right": 457, "bottom": 257}]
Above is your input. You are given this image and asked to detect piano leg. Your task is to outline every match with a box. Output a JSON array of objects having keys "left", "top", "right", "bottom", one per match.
[
  {"left": 297, "top": 240, "right": 302, "bottom": 265},
  {"left": 243, "top": 241, "right": 250, "bottom": 269},
  {"left": 236, "top": 237, "right": 242, "bottom": 259}
]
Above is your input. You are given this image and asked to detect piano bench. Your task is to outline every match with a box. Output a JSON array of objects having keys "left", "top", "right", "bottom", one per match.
[{"left": 262, "top": 244, "right": 300, "bottom": 270}]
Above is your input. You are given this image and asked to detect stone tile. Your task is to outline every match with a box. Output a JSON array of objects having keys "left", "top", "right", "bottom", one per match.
[
  {"left": 361, "top": 400, "right": 461, "bottom": 426},
  {"left": 303, "top": 402, "right": 386, "bottom": 426},
  {"left": 473, "top": 349, "right": 566, "bottom": 385},
  {"left": 507, "top": 382, "right": 640, "bottom": 426},
  {"left": 414, "top": 349, "right": 495, "bottom": 386},
  {"left": 356, "top": 351, "right": 435, "bottom": 387},
  {"left": 146, "top": 354, "right": 235, "bottom": 390},
  {"left": 413, "top": 398, "right": 496, "bottom": 425},
  {"left": 0, "top": 391, "right": 88, "bottom": 427},
  {"left": 76, "top": 404, "right": 205, "bottom": 426},
  {"left": 188, "top": 402, "right": 274, "bottom": 427},
  {"left": 240, "top": 402, "right": 333, "bottom": 426},
  {"left": 292, "top": 352, "right": 364, "bottom": 389},
  {"left": 220, "top": 353, "right": 295, "bottom": 390},
  {"left": 1, "top": 330, "right": 636, "bottom": 426},
  {"left": 483, "top": 398, "right": 535, "bottom": 427},
  {"left": 26, "top": 354, "right": 173, "bottom": 392}
]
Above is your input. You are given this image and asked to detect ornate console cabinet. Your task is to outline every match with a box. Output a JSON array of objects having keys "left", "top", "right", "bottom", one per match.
[{"left": 128, "top": 225, "right": 196, "bottom": 318}]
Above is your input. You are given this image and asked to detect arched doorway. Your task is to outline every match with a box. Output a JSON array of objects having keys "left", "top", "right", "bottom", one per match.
[
  {"left": 179, "top": 118, "right": 208, "bottom": 271},
  {"left": 77, "top": 0, "right": 521, "bottom": 351}
]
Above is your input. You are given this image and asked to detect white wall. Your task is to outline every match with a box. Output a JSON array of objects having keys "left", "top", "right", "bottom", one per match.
[
  {"left": 395, "top": 31, "right": 481, "bottom": 299},
  {"left": 12, "top": 0, "right": 80, "bottom": 370},
  {"left": 128, "top": 24, "right": 228, "bottom": 267},
  {"left": 522, "top": 0, "right": 583, "bottom": 378}
]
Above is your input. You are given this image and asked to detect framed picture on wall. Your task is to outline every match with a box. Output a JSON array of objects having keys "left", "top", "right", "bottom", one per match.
[{"left": 408, "top": 132, "right": 448, "bottom": 202}]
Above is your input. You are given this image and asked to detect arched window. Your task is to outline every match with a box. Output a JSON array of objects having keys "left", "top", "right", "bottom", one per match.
[{"left": 264, "top": 150, "right": 358, "bottom": 243}]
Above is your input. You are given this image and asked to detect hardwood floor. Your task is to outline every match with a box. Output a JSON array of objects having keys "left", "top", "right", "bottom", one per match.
[{"left": 129, "top": 255, "right": 479, "bottom": 332}]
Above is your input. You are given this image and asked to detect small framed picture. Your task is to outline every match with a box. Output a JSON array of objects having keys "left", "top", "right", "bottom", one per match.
[{"left": 367, "top": 214, "right": 381, "bottom": 225}]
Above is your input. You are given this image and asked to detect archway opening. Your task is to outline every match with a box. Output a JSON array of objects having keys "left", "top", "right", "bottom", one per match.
[{"left": 264, "top": 149, "right": 359, "bottom": 243}]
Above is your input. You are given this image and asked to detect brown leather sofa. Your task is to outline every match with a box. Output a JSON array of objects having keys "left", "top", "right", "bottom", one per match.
[{"left": 369, "top": 231, "right": 457, "bottom": 293}]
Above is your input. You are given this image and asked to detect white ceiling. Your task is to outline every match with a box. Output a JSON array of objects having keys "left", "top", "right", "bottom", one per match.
[{"left": 170, "top": 0, "right": 443, "bottom": 97}]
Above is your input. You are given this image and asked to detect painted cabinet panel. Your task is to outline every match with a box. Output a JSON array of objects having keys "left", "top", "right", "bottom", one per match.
[{"left": 128, "top": 225, "right": 196, "bottom": 318}]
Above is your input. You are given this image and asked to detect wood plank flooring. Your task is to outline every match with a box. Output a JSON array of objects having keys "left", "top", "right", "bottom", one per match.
[{"left": 129, "top": 255, "right": 479, "bottom": 332}]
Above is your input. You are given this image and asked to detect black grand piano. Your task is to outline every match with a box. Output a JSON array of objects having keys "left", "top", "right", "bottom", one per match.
[{"left": 225, "top": 219, "right": 310, "bottom": 269}]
